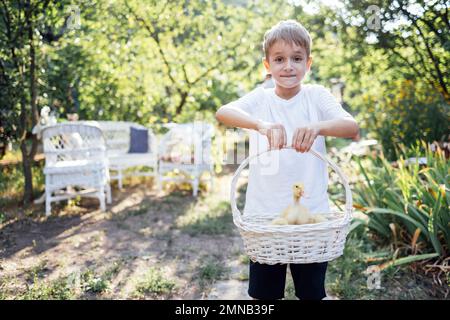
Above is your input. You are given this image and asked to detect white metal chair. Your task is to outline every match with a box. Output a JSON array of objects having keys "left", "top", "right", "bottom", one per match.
[
  {"left": 42, "top": 123, "right": 112, "bottom": 215},
  {"left": 157, "top": 122, "right": 214, "bottom": 196}
]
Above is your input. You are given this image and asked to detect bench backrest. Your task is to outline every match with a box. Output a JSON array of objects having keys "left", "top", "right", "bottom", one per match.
[
  {"left": 78, "top": 121, "right": 156, "bottom": 156},
  {"left": 158, "top": 122, "right": 213, "bottom": 165},
  {"left": 42, "top": 123, "right": 106, "bottom": 166}
]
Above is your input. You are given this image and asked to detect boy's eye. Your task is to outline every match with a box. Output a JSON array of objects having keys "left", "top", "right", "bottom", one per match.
[
  {"left": 294, "top": 56, "right": 303, "bottom": 62},
  {"left": 274, "top": 57, "right": 283, "bottom": 62}
]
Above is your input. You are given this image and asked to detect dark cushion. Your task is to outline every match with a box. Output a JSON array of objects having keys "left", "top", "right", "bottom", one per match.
[{"left": 128, "top": 126, "right": 149, "bottom": 153}]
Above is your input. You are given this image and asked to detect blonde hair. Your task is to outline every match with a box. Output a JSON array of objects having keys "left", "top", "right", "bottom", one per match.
[{"left": 262, "top": 20, "right": 312, "bottom": 59}]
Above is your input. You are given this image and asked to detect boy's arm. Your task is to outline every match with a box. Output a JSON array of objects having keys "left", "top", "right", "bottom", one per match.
[
  {"left": 314, "top": 117, "right": 359, "bottom": 140},
  {"left": 293, "top": 117, "right": 360, "bottom": 153},
  {"left": 314, "top": 85, "right": 360, "bottom": 141},
  {"left": 215, "top": 104, "right": 260, "bottom": 131},
  {"left": 216, "top": 104, "right": 287, "bottom": 149}
]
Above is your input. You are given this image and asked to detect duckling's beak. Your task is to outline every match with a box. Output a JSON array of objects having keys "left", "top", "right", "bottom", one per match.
[{"left": 297, "top": 190, "right": 310, "bottom": 198}]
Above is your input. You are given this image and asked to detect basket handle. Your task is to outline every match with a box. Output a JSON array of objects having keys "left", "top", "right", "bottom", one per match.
[{"left": 230, "top": 146, "right": 353, "bottom": 219}]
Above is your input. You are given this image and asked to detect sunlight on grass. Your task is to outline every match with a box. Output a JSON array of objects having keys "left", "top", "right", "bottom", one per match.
[
  {"left": 0, "top": 163, "right": 44, "bottom": 208},
  {"left": 133, "top": 267, "right": 176, "bottom": 298},
  {"left": 0, "top": 259, "right": 126, "bottom": 300},
  {"left": 326, "top": 236, "right": 372, "bottom": 299},
  {"left": 175, "top": 197, "right": 233, "bottom": 235},
  {"left": 197, "top": 257, "right": 229, "bottom": 289},
  {"left": 20, "top": 275, "right": 77, "bottom": 300}
]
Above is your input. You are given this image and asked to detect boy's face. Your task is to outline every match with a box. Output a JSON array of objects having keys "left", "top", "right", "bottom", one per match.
[{"left": 263, "top": 40, "right": 312, "bottom": 90}]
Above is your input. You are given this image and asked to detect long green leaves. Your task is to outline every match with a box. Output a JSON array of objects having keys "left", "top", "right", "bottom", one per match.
[
  {"left": 378, "top": 253, "right": 440, "bottom": 271},
  {"left": 353, "top": 141, "right": 449, "bottom": 258}
]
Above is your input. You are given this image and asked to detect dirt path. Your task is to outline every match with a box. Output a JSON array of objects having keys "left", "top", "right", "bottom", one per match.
[{"left": 0, "top": 168, "right": 253, "bottom": 299}]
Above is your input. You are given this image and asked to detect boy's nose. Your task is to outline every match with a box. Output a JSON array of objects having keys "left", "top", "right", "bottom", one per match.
[{"left": 284, "top": 60, "right": 293, "bottom": 71}]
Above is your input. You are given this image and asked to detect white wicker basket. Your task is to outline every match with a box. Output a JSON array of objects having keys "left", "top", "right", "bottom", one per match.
[{"left": 230, "top": 147, "right": 353, "bottom": 265}]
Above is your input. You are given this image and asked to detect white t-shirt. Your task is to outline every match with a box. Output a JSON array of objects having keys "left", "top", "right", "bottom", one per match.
[{"left": 227, "top": 84, "right": 354, "bottom": 216}]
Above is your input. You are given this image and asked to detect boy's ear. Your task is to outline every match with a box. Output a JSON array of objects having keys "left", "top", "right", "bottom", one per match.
[
  {"left": 262, "top": 58, "right": 270, "bottom": 72},
  {"left": 307, "top": 56, "right": 313, "bottom": 71}
]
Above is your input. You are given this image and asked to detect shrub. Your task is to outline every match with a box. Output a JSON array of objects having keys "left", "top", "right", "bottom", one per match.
[{"left": 353, "top": 141, "right": 449, "bottom": 258}]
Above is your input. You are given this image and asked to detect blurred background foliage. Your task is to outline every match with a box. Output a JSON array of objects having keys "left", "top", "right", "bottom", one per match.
[{"left": 1, "top": 0, "right": 448, "bottom": 154}]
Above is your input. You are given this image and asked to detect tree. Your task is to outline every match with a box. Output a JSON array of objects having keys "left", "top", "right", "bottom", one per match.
[
  {"left": 337, "top": 0, "right": 449, "bottom": 102},
  {"left": 0, "top": 0, "right": 80, "bottom": 203},
  {"left": 111, "top": 0, "right": 288, "bottom": 123},
  {"left": 1, "top": 0, "right": 294, "bottom": 203}
]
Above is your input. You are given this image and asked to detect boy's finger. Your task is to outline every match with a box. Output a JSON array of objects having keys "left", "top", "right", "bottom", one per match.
[
  {"left": 293, "top": 131, "right": 300, "bottom": 151},
  {"left": 277, "top": 129, "right": 284, "bottom": 149},
  {"left": 271, "top": 129, "right": 280, "bottom": 150},
  {"left": 300, "top": 130, "right": 311, "bottom": 152},
  {"left": 275, "top": 127, "right": 284, "bottom": 149},
  {"left": 295, "top": 128, "right": 306, "bottom": 152},
  {"left": 274, "top": 128, "right": 281, "bottom": 149},
  {"left": 291, "top": 128, "right": 298, "bottom": 148},
  {"left": 270, "top": 129, "right": 276, "bottom": 149},
  {"left": 267, "top": 129, "right": 273, "bottom": 149},
  {"left": 306, "top": 136, "right": 315, "bottom": 152},
  {"left": 278, "top": 130, "right": 284, "bottom": 149},
  {"left": 271, "top": 130, "right": 277, "bottom": 150}
]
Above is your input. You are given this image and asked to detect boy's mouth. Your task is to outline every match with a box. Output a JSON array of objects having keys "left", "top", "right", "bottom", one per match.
[{"left": 280, "top": 75, "right": 297, "bottom": 78}]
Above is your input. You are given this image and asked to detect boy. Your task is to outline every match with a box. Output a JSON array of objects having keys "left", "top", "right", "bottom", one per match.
[{"left": 215, "top": 20, "right": 359, "bottom": 300}]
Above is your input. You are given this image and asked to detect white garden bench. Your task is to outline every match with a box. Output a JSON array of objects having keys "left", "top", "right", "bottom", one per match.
[
  {"left": 80, "top": 121, "right": 158, "bottom": 189},
  {"left": 157, "top": 122, "right": 214, "bottom": 196}
]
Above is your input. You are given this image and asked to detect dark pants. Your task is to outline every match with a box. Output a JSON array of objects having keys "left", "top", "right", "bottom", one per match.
[{"left": 248, "top": 260, "right": 328, "bottom": 300}]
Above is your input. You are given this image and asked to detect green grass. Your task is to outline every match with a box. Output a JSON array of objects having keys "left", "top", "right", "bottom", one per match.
[
  {"left": 20, "top": 274, "right": 77, "bottom": 300},
  {"left": 238, "top": 254, "right": 250, "bottom": 265},
  {"left": 0, "top": 162, "right": 45, "bottom": 210},
  {"left": 102, "top": 260, "right": 125, "bottom": 280},
  {"left": 267, "top": 221, "right": 447, "bottom": 300},
  {"left": 285, "top": 274, "right": 296, "bottom": 300},
  {"left": 197, "top": 257, "right": 229, "bottom": 288},
  {"left": 121, "top": 203, "right": 151, "bottom": 218},
  {"left": 174, "top": 175, "right": 247, "bottom": 236},
  {"left": 176, "top": 199, "right": 234, "bottom": 236},
  {"left": 80, "top": 260, "right": 125, "bottom": 294},
  {"left": 0, "top": 276, "right": 11, "bottom": 300},
  {"left": 79, "top": 269, "right": 110, "bottom": 294},
  {"left": 133, "top": 267, "right": 176, "bottom": 298},
  {"left": 325, "top": 231, "right": 446, "bottom": 300},
  {"left": 235, "top": 270, "right": 249, "bottom": 281},
  {"left": 9, "top": 260, "right": 126, "bottom": 300},
  {"left": 326, "top": 235, "right": 373, "bottom": 299},
  {"left": 25, "top": 260, "right": 49, "bottom": 282}
]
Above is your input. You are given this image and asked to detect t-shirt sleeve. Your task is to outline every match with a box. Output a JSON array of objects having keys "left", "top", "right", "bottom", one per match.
[
  {"left": 315, "top": 85, "right": 353, "bottom": 121},
  {"left": 223, "top": 87, "right": 262, "bottom": 116}
]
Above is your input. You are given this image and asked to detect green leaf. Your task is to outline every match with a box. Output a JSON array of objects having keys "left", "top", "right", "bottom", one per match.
[
  {"left": 367, "top": 207, "right": 430, "bottom": 239},
  {"left": 379, "top": 252, "right": 440, "bottom": 270}
]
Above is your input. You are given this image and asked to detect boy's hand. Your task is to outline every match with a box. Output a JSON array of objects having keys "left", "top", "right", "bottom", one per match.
[
  {"left": 292, "top": 124, "right": 320, "bottom": 153},
  {"left": 256, "top": 120, "right": 287, "bottom": 150}
]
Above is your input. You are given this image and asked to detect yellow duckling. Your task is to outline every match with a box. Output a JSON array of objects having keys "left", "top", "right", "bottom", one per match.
[
  {"left": 271, "top": 182, "right": 327, "bottom": 225},
  {"left": 271, "top": 217, "right": 289, "bottom": 225}
]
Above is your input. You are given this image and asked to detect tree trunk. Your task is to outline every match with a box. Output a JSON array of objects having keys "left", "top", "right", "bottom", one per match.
[
  {"left": 20, "top": 140, "right": 34, "bottom": 204},
  {"left": 21, "top": 0, "right": 39, "bottom": 205}
]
